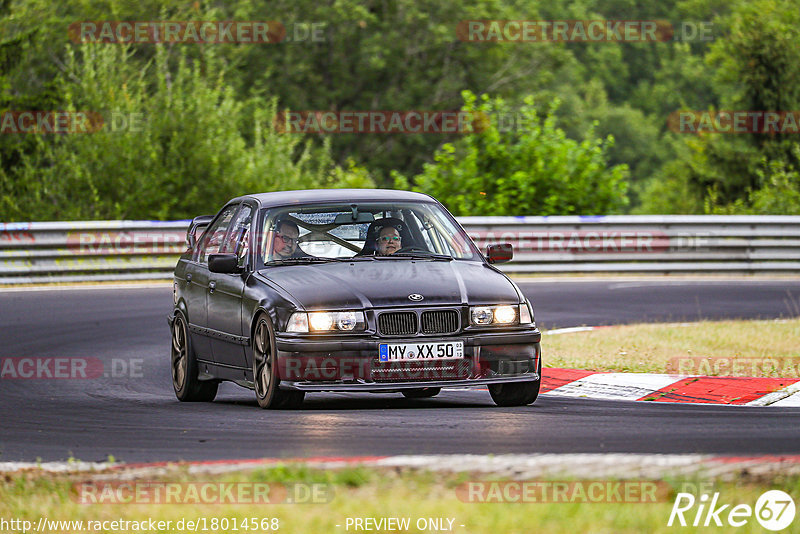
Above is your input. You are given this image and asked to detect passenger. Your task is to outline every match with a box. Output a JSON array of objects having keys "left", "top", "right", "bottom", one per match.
[
  {"left": 376, "top": 226, "right": 402, "bottom": 255},
  {"left": 357, "top": 217, "right": 407, "bottom": 256},
  {"left": 272, "top": 220, "right": 304, "bottom": 259}
]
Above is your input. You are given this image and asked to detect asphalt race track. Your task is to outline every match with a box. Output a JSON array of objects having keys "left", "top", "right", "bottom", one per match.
[{"left": 1, "top": 279, "right": 799, "bottom": 463}]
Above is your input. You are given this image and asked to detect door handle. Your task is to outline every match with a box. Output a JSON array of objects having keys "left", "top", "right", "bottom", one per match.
[
  {"left": 208, "top": 281, "right": 216, "bottom": 293},
  {"left": 186, "top": 273, "right": 192, "bottom": 282}
]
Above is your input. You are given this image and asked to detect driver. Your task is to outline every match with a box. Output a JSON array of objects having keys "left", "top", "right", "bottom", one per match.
[
  {"left": 376, "top": 226, "right": 402, "bottom": 255},
  {"left": 271, "top": 220, "right": 305, "bottom": 259}
]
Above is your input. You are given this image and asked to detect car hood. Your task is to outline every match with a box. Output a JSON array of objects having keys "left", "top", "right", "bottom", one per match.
[{"left": 256, "top": 260, "right": 519, "bottom": 309}]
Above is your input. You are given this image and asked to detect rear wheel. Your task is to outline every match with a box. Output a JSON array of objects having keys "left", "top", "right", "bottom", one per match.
[
  {"left": 488, "top": 358, "right": 541, "bottom": 407},
  {"left": 252, "top": 314, "right": 304, "bottom": 409},
  {"left": 171, "top": 313, "right": 218, "bottom": 402},
  {"left": 401, "top": 387, "right": 441, "bottom": 399}
]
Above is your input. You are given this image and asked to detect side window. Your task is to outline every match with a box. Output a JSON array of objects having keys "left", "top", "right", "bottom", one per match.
[
  {"left": 220, "top": 204, "right": 253, "bottom": 267},
  {"left": 196, "top": 205, "right": 238, "bottom": 264}
]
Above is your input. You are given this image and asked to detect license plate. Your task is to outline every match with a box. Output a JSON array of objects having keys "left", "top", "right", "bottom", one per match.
[{"left": 379, "top": 341, "right": 464, "bottom": 362}]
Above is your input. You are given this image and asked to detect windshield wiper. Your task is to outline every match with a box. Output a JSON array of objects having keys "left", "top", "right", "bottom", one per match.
[
  {"left": 337, "top": 256, "right": 376, "bottom": 261},
  {"left": 265, "top": 257, "right": 338, "bottom": 266},
  {"left": 266, "top": 256, "right": 377, "bottom": 265},
  {"left": 380, "top": 252, "right": 453, "bottom": 261}
]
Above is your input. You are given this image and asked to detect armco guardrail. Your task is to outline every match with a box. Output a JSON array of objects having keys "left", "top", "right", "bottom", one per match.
[
  {"left": 0, "top": 220, "right": 187, "bottom": 284},
  {"left": 460, "top": 215, "right": 800, "bottom": 274},
  {"left": 1, "top": 215, "right": 799, "bottom": 284}
]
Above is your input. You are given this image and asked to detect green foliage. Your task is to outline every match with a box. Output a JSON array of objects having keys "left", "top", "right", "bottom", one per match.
[
  {"left": 226, "top": 0, "right": 573, "bottom": 184},
  {"left": 643, "top": 0, "right": 800, "bottom": 213},
  {"left": 634, "top": 167, "right": 705, "bottom": 215},
  {"left": 0, "top": 44, "right": 373, "bottom": 220},
  {"left": 707, "top": 0, "right": 800, "bottom": 115},
  {"left": 748, "top": 160, "right": 800, "bottom": 214},
  {"left": 410, "top": 91, "right": 629, "bottom": 216},
  {"left": 1, "top": 0, "right": 799, "bottom": 219},
  {"left": 704, "top": 144, "right": 800, "bottom": 214},
  {"left": 577, "top": 98, "right": 669, "bottom": 207}
]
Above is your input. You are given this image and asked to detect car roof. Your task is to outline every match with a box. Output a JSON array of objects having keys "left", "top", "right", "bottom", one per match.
[{"left": 231, "top": 189, "right": 436, "bottom": 208}]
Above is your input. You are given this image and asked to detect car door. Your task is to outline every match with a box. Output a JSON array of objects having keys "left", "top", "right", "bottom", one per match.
[
  {"left": 207, "top": 202, "right": 254, "bottom": 370},
  {"left": 191, "top": 204, "right": 239, "bottom": 363}
]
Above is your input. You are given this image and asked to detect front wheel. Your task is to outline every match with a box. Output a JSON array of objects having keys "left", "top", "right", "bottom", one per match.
[
  {"left": 488, "top": 359, "right": 541, "bottom": 407},
  {"left": 252, "top": 314, "right": 304, "bottom": 409},
  {"left": 171, "top": 313, "right": 218, "bottom": 402}
]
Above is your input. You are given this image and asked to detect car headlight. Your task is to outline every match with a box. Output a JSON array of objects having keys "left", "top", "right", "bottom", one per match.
[
  {"left": 286, "top": 311, "right": 366, "bottom": 333},
  {"left": 470, "top": 305, "right": 519, "bottom": 326}
]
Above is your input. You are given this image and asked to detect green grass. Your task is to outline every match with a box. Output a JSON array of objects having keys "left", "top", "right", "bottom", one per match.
[
  {"left": 544, "top": 318, "right": 800, "bottom": 375},
  {"left": 2, "top": 465, "right": 799, "bottom": 534}
]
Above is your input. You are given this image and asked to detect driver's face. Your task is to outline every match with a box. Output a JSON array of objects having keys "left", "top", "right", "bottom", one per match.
[
  {"left": 273, "top": 223, "right": 299, "bottom": 258},
  {"left": 377, "top": 227, "right": 401, "bottom": 255}
]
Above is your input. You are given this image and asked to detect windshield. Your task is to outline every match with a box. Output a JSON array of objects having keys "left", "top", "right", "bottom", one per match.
[{"left": 258, "top": 201, "right": 480, "bottom": 264}]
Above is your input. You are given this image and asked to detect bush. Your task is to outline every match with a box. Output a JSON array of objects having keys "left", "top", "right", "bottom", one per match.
[
  {"left": 704, "top": 144, "right": 800, "bottom": 215},
  {"left": 407, "top": 91, "right": 629, "bottom": 216},
  {"left": 0, "top": 44, "right": 373, "bottom": 221}
]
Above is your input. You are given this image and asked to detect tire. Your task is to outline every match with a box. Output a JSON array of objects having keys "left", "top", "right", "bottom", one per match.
[
  {"left": 488, "top": 358, "right": 541, "bottom": 407},
  {"left": 171, "top": 312, "right": 218, "bottom": 402},
  {"left": 252, "top": 314, "right": 305, "bottom": 409},
  {"left": 401, "top": 387, "right": 441, "bottom": 399}
]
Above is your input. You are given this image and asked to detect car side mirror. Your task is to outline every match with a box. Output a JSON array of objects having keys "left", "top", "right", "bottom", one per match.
[
  {"left": 486, "top": 243, "right": 513, "bottom": 264},
  {"left": 208, "top": 253, "right": 241, "bottom": 274}
]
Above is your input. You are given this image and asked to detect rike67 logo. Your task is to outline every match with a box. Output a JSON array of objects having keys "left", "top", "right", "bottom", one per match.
[{"left": 668, "top": 490, "right": 795, "bottom": 531}]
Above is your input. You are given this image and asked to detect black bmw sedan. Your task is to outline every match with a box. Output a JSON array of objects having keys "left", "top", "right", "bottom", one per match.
[{"left": 169, "top": 189, "right": 541, "bottom": 409}]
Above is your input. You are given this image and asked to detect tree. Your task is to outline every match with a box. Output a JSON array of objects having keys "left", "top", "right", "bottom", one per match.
[
  {"left": 0, "top": 44, "right": 372, "bottom": 221},
  {"left": 659, "top": 0, "right": 800, "bottom": 211},
  {"left": 406, "top": 91, "right": 629, "bottom": 215},
  {"left": 226, "top": 0, "right": 573, "bottom": 184}
]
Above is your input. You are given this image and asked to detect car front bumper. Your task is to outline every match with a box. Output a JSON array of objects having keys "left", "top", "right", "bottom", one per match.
[
  {"left": 273, "top": 329, "right": 541, "bottom": 391},
  {"left": 279, "top": 374, "right": 539, "bottom": 392}
]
